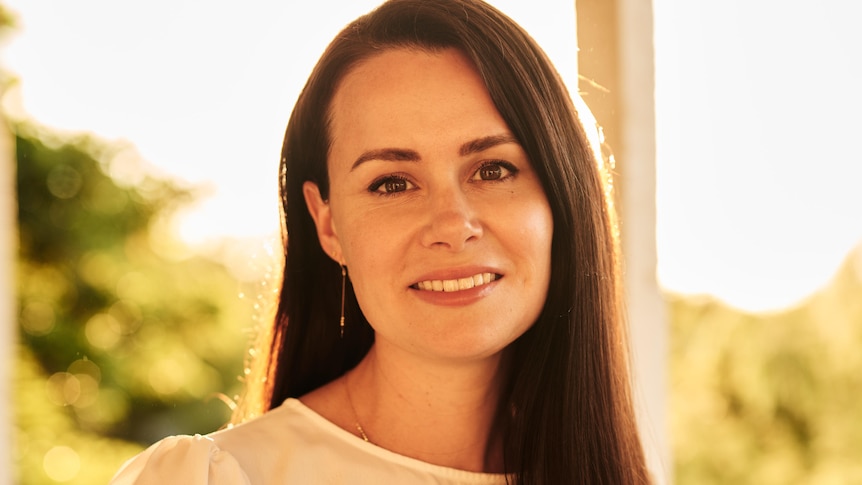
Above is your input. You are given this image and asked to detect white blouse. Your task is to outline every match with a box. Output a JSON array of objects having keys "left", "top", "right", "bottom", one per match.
[{"left": 110, "top": 398, "right": 508, "bottom": 485}]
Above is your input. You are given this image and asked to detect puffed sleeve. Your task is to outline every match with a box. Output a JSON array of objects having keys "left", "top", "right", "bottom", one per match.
[{"left": 110, "top": 434, "right": 251, "bottom": 485}]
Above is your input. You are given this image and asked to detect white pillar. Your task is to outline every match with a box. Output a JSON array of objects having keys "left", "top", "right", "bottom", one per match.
[{"left": 617, "top": 0, "right": 670, "bottom": 482}]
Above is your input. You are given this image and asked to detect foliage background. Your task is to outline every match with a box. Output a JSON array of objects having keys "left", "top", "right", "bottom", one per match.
[
  {"left": 669, "top": 247, "right": 862, "bottom": 484},
  {"left": 13, "top": 124, "right": 262, "bottom": 484}
]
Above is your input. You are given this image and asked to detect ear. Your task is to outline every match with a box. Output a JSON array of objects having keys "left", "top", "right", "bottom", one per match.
[{"left": 303, "top": 181, "right": 343, "bottom": 263}]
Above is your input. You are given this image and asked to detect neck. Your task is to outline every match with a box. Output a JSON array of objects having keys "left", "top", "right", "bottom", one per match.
[{"left": 347, "top": 342, "right": 507, "bottom": 473}]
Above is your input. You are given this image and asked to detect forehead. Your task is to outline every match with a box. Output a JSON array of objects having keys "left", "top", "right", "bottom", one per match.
[
  {"left": 335, "top": 47, "right": 477, "bottom": 93},
  {"left": 328, "top": 48, "right": 509, "bottom": 153}
]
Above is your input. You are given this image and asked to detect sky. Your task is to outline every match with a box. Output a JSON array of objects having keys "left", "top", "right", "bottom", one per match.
[
  {"left": 653, "top": 0, "right": 862, "bottom": 311},
  {"left": 3, "top": 0, "right": 861, "bottom": 312}
]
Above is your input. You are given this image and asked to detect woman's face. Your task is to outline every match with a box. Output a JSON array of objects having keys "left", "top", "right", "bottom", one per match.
[{"left": 304, "top": 48, "right": 553, "bottom": 363}]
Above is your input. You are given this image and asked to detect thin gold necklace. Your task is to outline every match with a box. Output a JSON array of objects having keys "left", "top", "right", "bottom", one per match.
[{"left": 343, "top": 375, "right": 370, "bottom": 442}]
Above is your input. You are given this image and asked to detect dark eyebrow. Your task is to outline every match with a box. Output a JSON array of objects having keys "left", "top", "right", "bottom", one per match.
[
  {"left": 351, "top": 148, "right": 421, "bottom": 170},
  {"left": 458, "top": 134, "right": 519, "bottom": 156},
  {"left": 350, "top": 133, "right": 519, "bottom": 171}
]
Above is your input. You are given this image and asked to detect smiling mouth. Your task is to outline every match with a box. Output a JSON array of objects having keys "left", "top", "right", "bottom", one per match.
[{"left": 411, "top": 273, "right": 500, "bottom": 292}]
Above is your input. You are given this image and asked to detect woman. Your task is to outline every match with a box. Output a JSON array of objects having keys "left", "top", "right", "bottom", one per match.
[{"left": 112, "top": 0, "right": 651, "bottom": 483}]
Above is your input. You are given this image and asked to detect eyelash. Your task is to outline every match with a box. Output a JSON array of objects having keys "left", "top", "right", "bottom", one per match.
[{"left": 366, "top": 160, "right": 519, "bottom": 196}]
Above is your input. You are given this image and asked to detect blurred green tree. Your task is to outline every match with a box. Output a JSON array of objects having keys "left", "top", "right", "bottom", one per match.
[
  {"left": 670, "top": 246, "right": 862, "bottom": 484},
  {"left": 14, "top": 124, "right": 254, "bottom": 484}
]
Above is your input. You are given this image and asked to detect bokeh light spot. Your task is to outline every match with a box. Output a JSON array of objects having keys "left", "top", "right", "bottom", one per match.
[
  {"left": 67, "top": 357, "right": 101, "bottom": 382},
  {"left": 71, "top": 374, "right": 99, "bottom": 408},
  {"left": 20, "top": 300, "right": 56, "bottom": 336},
  {"left": 46, "top": 372, "right": 81, "bottom": 406},
  {"left": 46, "top": 165, "right": 83, "bottom": 199},
  {"left": 84, "top": 313, "right": 122, "bottom": 350},
  {"left": 43, "top": 446, "right": 81, "bottom": 482}
]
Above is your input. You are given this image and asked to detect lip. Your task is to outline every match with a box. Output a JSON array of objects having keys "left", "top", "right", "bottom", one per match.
[{"left": 408, "top": 266, "right": 503, "bottom": 307}]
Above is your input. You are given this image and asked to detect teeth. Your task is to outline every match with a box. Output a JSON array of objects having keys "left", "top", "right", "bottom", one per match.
[{"left": 415, "top": 272, "right": 497, "bottom": 292}]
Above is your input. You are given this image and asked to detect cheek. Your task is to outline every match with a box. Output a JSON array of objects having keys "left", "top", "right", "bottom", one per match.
[
  {"left": 338, "top": 224, "right": 406, "bottom": 331},
  {"left": 338, "top": 223, "right": 377, "bottom": 270},
  {"left": 512, "top": 198, "right": 554, "bottom": 267},
  {"left": 519, "top": 201, "right": 554, "bottom": 319},
  {"left": 335, "top": 212, "right": 403, "bottom": 293},
  {"left": 334, "top": 200, "right": 416, "bottom": 264}
]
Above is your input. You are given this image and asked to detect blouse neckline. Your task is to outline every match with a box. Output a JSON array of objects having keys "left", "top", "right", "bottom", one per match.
[{"left": 281, "top": 397, "right": 509, "bottom": 482}]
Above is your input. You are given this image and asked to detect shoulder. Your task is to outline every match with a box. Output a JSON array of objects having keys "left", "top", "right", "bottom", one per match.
[
  {"left": 109, "top": 434, "right": 251, "bottom": 485},
  {"left": 110, "top": 399, "right": 312, "bottom": 485}
]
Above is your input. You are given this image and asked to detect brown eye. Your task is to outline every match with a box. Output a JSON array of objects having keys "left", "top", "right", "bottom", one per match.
[
  {"left": 479, "top": 164, "right": 502, "bottom": 180},
  {"left": 368, "top": 175, "right": 413, "bottom": 194},
  {"left": 384, "top": 179, "right": 408, "bottom": 192},
  {"left": 472, "top": 161, "right": 518, "bottom": 182}
]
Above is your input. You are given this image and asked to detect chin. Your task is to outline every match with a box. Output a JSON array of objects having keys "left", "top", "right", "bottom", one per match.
[{"left": 411, "top": 328, "right": 528, "bottom": 363}]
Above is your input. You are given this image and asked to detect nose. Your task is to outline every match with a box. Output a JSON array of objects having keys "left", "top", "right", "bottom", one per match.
[{"left": 420, "top": 187, "right": 483, "bottom": 251}]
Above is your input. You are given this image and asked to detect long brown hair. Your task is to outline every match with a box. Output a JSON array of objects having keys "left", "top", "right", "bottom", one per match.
[{"left": 238, "top": 0, "right": 650, "bottom": 482}]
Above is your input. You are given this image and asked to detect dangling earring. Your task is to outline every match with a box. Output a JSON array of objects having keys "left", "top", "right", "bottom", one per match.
[{"left": 340, "top": 264, "right": 347, "bottom": 338}]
